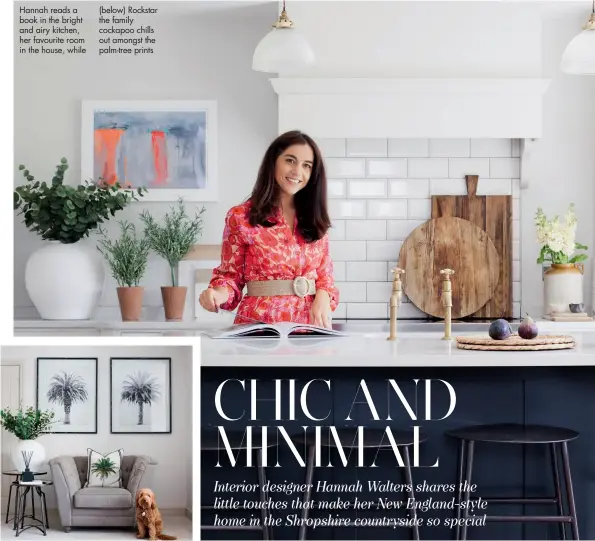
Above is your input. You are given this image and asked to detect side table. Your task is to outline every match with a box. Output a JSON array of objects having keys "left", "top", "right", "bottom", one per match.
[
  {"left": 14, "top": 480, "right": 53, "bottom": 537},
  {"left": 2, "top": 471, "right": 47, "bottom": 527}
]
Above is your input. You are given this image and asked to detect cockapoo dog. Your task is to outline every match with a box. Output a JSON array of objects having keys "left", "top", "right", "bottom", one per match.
[{"left": 135, "top": 488, "right": 177, "bottom": 540}]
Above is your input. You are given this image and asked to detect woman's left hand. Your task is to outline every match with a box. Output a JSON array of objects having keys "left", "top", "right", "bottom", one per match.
[{"left": 310, "top": 290, "right": 332, "bottom": 328}]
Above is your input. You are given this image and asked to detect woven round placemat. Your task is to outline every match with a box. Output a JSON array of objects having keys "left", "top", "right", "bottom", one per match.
[
  {"left": 456, "top": 334, "right": 575, "bottom": 347},
  {"left": 457, "top": 342, "right": 575, "bottom": 351}
]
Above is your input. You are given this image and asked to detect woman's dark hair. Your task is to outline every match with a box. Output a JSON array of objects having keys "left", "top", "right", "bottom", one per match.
[{"left": 248, "top": 130, "right": 331, "bottom": 242}]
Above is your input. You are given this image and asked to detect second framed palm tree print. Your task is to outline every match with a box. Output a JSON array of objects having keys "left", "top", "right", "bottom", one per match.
[
  {"left": 36, "top": 358, "right": 98, "bottom": 434},
  {"left": 110, "top": 357, "right": 172, "bottom": 434}
]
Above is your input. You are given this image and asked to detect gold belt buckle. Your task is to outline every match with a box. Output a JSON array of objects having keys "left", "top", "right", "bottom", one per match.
[{"left": 292, "top": 277, "right": 309, "bottom": 298}]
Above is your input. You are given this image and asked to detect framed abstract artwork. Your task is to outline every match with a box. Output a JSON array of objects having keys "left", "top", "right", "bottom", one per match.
[
  {"left": 110, "top": 357, "right": 172, "bottom": 434},
  {"left": 36, "top": 358, "right": 98, "bottom": 434},
  {"left": 81, "top": 100, "right": 218, "bottom": 201}
]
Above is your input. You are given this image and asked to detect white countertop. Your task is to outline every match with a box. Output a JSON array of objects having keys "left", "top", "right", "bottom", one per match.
[
  {"left": 200, "top": 320, "right": 595, "bottom": 367},
  {"left": 14, "top": 317, "right": 595, "bottom": 367}
]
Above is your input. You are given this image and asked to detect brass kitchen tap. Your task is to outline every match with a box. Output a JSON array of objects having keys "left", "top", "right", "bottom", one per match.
[
  {"left": 387, "top": 267, "right": 405, "bottom": 341},
  {"left": 440, "top": 269, "right": 455, "bottom": 340}
]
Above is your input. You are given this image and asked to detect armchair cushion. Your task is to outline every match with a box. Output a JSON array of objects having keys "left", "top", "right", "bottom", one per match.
[{"left": 73, "top": 487, "right": 132, "bottom": 509}]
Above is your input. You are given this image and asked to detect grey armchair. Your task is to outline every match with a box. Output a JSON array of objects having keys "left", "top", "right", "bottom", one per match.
[{"left": 48, "top": 455, "right": 156, "bottom": 532}]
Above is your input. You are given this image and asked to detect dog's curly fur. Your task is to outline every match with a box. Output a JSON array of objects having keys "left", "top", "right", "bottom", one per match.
[{"left": 135, "top": 488, "right": 177, "bottom": 540}]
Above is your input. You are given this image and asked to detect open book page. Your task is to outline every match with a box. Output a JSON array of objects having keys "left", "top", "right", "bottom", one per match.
[{"left": 205, "top": 321, "right": 347, "bottom": 339}]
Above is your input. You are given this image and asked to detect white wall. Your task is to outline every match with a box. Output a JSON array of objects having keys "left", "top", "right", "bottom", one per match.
[
  {"left": 287, "top": 0, "right": 595, "bottom": 317},
  {"left": 0, "top": 345, "right": 193, "bottom": 511},
  {"left": 522, "top": 4, "right": 595, "bottom": 316},
  {"left": 13, "top": 1, "right": 278, "bottom": 317},
  {"left": 14, "top": 1, "right": 595, "bottom": 319}
]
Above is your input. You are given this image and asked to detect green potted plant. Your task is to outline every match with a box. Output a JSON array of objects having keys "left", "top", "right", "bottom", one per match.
[
  {"left": 0, "top": 406, "right": 55, "bottom": 471},
  {"left": 97, "top": 221, "right": 151, "bottom": 321},
  {"left": 13, "top": 158, "right": 146, "bottom": 320},
  {"left": 140, "top": 199, "right": 206, "bottom": 320}
]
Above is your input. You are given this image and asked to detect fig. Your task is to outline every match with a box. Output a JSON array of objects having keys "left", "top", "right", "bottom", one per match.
[
  {"left": 518, "top": 313, "right": 539, "bottom": 340},
  {"left": 489, "top": 319, "right": 513, "bottom": 340}
]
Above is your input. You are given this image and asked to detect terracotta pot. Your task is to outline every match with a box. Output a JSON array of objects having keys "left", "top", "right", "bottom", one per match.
[
  {"left": 117, "top": 287, "right": 144, "bottom": 321},
  {"left": 161, "top": 286, "right": 187, "bottom": 321},
  {"left": 544, "top": 263, "right": 584, "bottom": 314}
]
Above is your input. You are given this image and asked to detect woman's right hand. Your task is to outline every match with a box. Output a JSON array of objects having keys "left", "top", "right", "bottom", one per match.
[{"left": 199, "top": 287, "right": 229, "bottom": 312}]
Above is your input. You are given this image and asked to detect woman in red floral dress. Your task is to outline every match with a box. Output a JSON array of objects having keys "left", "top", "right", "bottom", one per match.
[{"left": 198, "top": 130, "right": 339, "bottom": 328}]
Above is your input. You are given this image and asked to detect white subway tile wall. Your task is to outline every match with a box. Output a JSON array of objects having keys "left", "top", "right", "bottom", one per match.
[{"left": 318, "top": 138, "right": 522, "bottom": 319}]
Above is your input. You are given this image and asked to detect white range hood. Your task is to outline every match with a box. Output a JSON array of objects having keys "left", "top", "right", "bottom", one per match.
[{"left": 270, "top": 77, "right": 551, "bottom": 187}]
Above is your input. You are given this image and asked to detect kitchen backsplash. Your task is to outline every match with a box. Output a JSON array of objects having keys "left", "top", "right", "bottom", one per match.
[{"left": 316, "top": 138, "right": 522, "bottom": 320}]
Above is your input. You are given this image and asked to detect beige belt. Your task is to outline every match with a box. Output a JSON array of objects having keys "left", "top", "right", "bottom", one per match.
[{"left": 246, "top": 277, "right": 316, "bottom": 298}]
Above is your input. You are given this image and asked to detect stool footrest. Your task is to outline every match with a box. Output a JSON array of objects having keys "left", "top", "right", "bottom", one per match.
[{"left": 485, "top": 515, "right": 574, "bottom": 523}]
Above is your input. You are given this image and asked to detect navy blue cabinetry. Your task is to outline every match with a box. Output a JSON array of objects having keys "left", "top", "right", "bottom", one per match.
[{"left": 200, "top": 366, "right": 595, "bottom": 540}]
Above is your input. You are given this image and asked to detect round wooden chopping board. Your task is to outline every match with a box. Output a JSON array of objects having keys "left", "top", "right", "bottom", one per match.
[{"left": 399, "top": 216, "right": 500, "bottom": 319}]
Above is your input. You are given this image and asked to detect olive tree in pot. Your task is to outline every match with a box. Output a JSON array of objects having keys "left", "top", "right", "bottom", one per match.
[
  {"left": 13, "top": 158, "right": 146, "bottom": 320},
  {"left": 140, "top": 199, "right": 205, "bottom": 320},
  {"left": 97, "top": 221, "right": 151, "bottom": 321}
]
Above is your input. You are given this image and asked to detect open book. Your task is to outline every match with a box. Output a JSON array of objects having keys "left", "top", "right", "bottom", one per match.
[{"left": 207, "top": 321, "right": 347, "bottom": 339}]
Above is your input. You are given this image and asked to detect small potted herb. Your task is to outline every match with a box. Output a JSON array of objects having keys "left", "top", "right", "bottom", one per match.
[
  {"left": 97, "top": 221, "right": 151, "bottom": 321},
  {"left": 140, "top": 199, "right": 205, "bottom": 320},
  {"left": 0, "top": 406, "right": 55, "bottom": 472}
]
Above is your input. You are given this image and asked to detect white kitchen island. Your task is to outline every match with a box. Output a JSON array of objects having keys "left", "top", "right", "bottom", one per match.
[
  {"left": 14, "top": 318, "right": 595, "bottom": 367},
  {"left": 201, "top": 320, "right": 595, "bottom": 367}
]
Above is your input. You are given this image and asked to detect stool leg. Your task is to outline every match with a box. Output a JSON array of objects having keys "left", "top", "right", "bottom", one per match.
[
  {"left": 461, "top": 440, "right": 475, "bottom": 541},
  {"left": 550, "top": 443, "right": 566, "bottom": 540},
  {"left": 5, "top": 482, "right": 13, "bottom": 524},
  {"left": 37, "top": 487, "right": 47, "bottom": 535},
  {"left": 31, "top": 485, "right": 35, "bottom": 520},
  {"left": 454, "top": 440, "right": 466, "bottom": 541},
  {"left": 14, "top": 486, "right": 20, "bottom": 533},
  {"left": 403, "top": 446, "right": 420, "bottom": 541},
  {"left": 21, "top": 487, "right": 30, "bottom": 530},
  {"left": 256, "top": 449, "right": 270, "bottom": 541},
  {"left": 298, "top": 444, "right": 315, "bottom": 541},
  {"left": 13, "top": 485, "right": 20, "bottom": 531},
  {"left": 42, "top": 490, "right": 49, "bottom": 529},
  {"left": 561, "top": 442, "right": 579, "bottom": 540}
]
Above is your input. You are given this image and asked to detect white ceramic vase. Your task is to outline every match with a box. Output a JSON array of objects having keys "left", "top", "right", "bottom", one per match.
[
  {"left": 11, "top": 439, "right": 46, "bottom": 472},
  {"left": 25, "top": 241, "right": 105, "bottom": 320},
  {"left": 543, "top": 263, "right": 584, "bottom": 314}
]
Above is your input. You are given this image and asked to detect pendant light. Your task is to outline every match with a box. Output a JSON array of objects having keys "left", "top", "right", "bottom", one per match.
[
  {"left": 252, "top": 0, "right": 315, "bottom": 74},
  {"left": 561, "top": 0, "right": 595, "bottom": 74}
]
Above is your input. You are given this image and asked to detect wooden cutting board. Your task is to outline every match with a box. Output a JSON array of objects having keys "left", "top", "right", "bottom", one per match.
[
  {"left": 432, "top": 175, "right": 512, "bottom": 318},
  {"left": 399, "top": 216, "right": 500, "bottom": 319}
]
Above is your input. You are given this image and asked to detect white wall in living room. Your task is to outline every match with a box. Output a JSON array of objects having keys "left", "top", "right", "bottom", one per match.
[
  {"left": 13, "top": 1, "right": 278, "bottom": 318},
  {"left": 0, "top": 345, "right": 193, "bottom": 513}
]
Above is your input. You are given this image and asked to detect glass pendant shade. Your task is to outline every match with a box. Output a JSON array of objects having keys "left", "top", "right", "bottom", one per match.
[
  {"left": 252, "top": 3, "right": 315, "bottom": 75},
  {"left": 252, "top": 28, "right": 315, "bottom": 74},
  {"left": 561, "top": 11, "right": 595, "bottom": 74}
]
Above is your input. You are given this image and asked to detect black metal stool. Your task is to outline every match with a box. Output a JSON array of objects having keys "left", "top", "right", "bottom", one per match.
[
  {"left": 14, "top": 480, "right": 52, "bottom": 537},
  {"left": 2, "top": 470, "right": 47, "bottom": 527},
  {"left": 201, "top": 430, "right": 276, "bottom": 540},
  {"left": 446, "top": 423, "right": 579, "bottom": 540},
  {"left": 292, "top": 427, "right": 425, "bottom": 541}
]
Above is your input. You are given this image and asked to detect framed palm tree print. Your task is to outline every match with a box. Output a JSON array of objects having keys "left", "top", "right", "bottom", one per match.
[
  {"left": 36, "top": 358, "right": 98, "bottom": 434},
  {"left": 110, "top": 357, "right": 172, "bottom": 434}
]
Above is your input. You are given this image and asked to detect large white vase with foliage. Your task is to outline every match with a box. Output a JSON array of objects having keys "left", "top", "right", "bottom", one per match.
[
  {"left": 25, "top": 242, "right": 105, "bottom": 320},
  {"left": 14, "top": 158, "right": 146, "bottom": 320},
  {"left": 0, "top": 406, "right": 54, "bottom": 472},
  {"left": 11, "top": 439, "right": 46, "bottom": 472}
]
